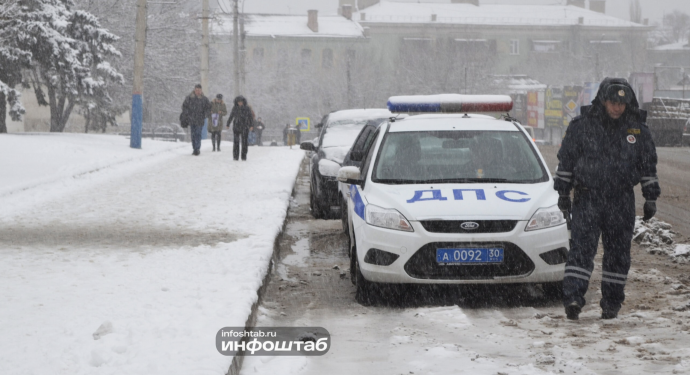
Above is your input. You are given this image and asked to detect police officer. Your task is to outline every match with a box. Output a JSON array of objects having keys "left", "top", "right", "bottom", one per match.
[{"left": 554, "top": 78, "right": 661, "bottom": 320}]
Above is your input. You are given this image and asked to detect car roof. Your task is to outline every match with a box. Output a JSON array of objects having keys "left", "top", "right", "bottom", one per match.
[
  {"left": 389, "top": 114, "right": 520, "bottom": 132},
  {"left": 327, "top": 108, "right": 392, "bottom": 123}
]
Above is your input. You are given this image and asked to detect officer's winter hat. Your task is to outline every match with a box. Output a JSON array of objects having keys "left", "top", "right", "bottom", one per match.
[
  {"left": 216, "top": 94, "right": 223, "bottom": 100},
  {"left": 597, "top": 78, "right": 635, "bottom": 105}
]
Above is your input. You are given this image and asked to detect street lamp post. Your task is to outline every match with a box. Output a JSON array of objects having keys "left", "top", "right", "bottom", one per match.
[{"left": 130, "top": 0, "right": 147, "bottom": 149}]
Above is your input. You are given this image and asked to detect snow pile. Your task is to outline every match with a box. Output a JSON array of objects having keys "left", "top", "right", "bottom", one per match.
[
  {"left": 0, "top": 133, "right": 186, "bottom": 198},
  {"left": 0, "top": 135, "right": 305, "bottom": 375},
  {"left": 633, "top": 217, "right": 689, "bottom": 262}
]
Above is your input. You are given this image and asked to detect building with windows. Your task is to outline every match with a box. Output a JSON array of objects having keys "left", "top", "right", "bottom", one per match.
[
  {"left": 209, "top": 0, "right": 652, "bottom": 140},
  {"left": 349, "top": 0, "right": 651, "bottom": 90},
  {"left": 210, "top": 11, "right": 367, "bottom": 138}
]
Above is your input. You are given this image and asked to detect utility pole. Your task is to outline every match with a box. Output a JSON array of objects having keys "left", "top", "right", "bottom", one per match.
[
  {"left": 130, "top": 0, "right": 147, "bottom": 149},
  {"left": 233, "top": 0, "right": 240, "bottom": 97},
  {"left": 240, "top": 14, "right": 246, "bottom": 94},
  {"left": 201, "top": 0, "right": 210, "bottom": 140},
  {"left": 201, "top": 0, "right": 209, "bottom": 91}
]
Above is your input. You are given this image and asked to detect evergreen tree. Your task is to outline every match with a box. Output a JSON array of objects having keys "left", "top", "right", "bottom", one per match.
[{"left": 9, "top": 0, "right": 122, "bottom": 132}]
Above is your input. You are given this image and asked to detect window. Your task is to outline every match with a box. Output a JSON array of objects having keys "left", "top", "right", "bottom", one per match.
[
  {"left": 360, "top": 129, "right": 381, "bottom": 188},
  {"left": 532, "top": 40, "right": 561, "bottom": 53},
  {"left": 510, "top": 39, "right": 520, "bottom": 55},
  {"left": 301, "top": 49, "right": 312, "bottom": 67},
  {"left": 346, "top": 49, "right": 356, "bottom": 65},
  {"left": 252, "top": 48, "right": 264, "bottom": 64},
  {"left": 455, "top": 39, "right": 496, "bottom": 55},
  {"left": 322, "top": 48, "right": 333, "bottom": 69}
]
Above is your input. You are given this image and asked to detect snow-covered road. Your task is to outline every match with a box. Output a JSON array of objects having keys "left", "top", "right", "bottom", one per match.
[
  {"left": 0, "top": 134, "right": 304, "bottom": 374},
  {"left": 243, "top": 158, "right": 690, "bottom": 375}
]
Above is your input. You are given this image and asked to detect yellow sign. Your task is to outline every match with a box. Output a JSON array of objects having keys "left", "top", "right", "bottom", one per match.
[
  {"left": 565, "top": 100, "right": 577, "bottom": 112},
  {"left": 296, "top": 117, "right": 310, "bottom": 132}
]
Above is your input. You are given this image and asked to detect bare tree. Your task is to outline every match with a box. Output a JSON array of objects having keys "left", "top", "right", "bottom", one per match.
[
  {"left": 629, "top": 0, "right": 642, "bottom": 24},
  {"left": 663, "top": 10, "right": 690, "bottom": 43}
]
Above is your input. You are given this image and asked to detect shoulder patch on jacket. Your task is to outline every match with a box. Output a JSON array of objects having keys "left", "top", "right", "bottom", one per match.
[{"left": 627, "top": 128, "right": 641, "bottom": 135}]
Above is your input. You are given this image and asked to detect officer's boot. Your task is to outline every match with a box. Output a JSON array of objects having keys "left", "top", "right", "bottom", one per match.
[{"left": 565, "top": 301, "right": 581, "bottom": 320}]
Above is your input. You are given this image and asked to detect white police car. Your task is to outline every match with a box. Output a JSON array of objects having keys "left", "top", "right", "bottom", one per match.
[{"left": 337, "top": 94, "right": 569, "bottom": 303}]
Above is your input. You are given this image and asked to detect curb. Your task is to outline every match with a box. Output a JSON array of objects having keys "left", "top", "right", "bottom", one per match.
[{"left": 226, "top": 158, "right": 305, "bottom": 375}]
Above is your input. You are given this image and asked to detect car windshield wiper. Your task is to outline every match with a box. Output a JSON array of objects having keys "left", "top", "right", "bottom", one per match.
[
  {"left": 422, "top": 178, "right": 510, "bottom": 183},
  {"left": 376, "top": 179, "right": 425, "bottom": 185}
]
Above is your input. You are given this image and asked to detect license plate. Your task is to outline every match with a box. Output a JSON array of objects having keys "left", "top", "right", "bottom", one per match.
[{"left": 436, "top": 248, "right": 504, "bottom": 264}]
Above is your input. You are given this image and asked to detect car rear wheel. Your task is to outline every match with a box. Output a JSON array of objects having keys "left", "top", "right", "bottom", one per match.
[{"left": 310, "top": 182, "right": 325, "bottom": 219}]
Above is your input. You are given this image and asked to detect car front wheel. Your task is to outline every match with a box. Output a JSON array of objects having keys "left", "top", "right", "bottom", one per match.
[
  {"left": 341, "top": 196, "right": 348, "bottom": 234},
  {"left": 355, "top": 252, "right": 378, "bottom": 305}
]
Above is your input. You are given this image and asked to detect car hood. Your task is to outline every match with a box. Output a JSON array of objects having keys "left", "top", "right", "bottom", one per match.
[
  {"left": 363, "top": 182, "right": 557, "bottom": 221},
  {"left": 321, "top": 147, "right": 350, "bottom": 165}
]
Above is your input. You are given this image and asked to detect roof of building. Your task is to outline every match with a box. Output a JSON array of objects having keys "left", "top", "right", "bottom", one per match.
[
  {"left": 354, "top": 1, "right": 646, "bottom": 28},
  {"left": 212, "top": 14, "right": 365, "bottom": 38},
  {"left": 653, "top": 40, "right": 690, "bottom": 51},
  {"left": 493, "top": 75, "right": 547, "bottom": 94}
]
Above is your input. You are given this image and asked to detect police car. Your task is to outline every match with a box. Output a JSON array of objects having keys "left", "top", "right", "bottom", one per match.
[{"left": 337, "top": 94, "right": 569, "bottom": 303}]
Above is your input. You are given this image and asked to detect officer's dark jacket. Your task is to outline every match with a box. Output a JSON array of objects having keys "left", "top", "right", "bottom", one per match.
[
  {"left": 182, "top": 92, "right": 211, "bottom": 127},
  {"left": 554, "top": 81, "right": 661, "bottom": 201}
]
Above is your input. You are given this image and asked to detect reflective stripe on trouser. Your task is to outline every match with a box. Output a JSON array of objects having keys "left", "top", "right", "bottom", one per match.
[{"left": 563, "top": 189, "right": 635, "bottom": 314}]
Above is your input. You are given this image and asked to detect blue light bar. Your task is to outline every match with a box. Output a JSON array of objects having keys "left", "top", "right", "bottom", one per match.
[{"left": 388, "top": 94, "right": 514, "bottom": 113}]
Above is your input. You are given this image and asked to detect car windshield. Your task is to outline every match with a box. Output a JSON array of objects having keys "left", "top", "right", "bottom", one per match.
[
  {"left": 327, "top": 119, "right": 373, "bottom": 127},
  {"left": 321, "top": 118, "right": 388, "bottom": 148},
  {"left": 372, "top": 130, "right": 548, "bottom": 184}
]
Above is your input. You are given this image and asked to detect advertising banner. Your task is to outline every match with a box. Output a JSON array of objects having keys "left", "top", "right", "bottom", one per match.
[
  {"left": 562, "top": 86, "right": 583, "bottom": 126},
  {"left": 510, "top": 94, "right": 527, "bottom": 125},
  {"left": 544, "top": 87, "right": 563, "bottom": 128},
  {"left": 581, "top": 82, "right": 600, "bottom": 110},
  {"left": 527, "top": 91, "right": 545, "bottom": 129}
]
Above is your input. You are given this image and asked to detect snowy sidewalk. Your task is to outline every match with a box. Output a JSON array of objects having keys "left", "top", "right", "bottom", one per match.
[{"left": 0, "top": 134, "right": 305, "bottom": 374}]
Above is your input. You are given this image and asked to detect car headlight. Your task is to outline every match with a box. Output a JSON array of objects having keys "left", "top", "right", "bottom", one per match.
[
  {"left": 365, "top": 204, "right": 414, "bottom": 232},
  {"left": 525, "top": 204, "right": 566, "bottom": 231},
  {"left": 318, "top": 159, "right": 341, "bottom": 177}
]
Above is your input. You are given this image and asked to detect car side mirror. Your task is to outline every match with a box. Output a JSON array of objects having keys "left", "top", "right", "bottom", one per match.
[
  {"left": 300, "top": 142, "right": 316, "bottom": 151},
  {"left": 350, "top": 150, "right": 364, "bottom": 162},
  {"left": 315, "top": 122, "right": 323, "bottom": 128},
  {"left": 337, "top": 166, "right": 363, "bottom": 185}
]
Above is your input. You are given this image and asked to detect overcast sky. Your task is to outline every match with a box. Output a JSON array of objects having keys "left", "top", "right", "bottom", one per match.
[{"left": 222, "top": 0, "right": 690, "bottom": 23}]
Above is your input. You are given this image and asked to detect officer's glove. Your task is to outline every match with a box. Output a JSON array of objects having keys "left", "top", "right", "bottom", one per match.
[
  {"left": 643, "top": 201, "right": 657, "bottom": 221},
  {"left": 558, "top": 195, "right": 571, "bottom": 213}
]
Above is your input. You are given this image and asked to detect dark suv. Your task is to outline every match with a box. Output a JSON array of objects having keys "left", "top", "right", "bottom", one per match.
[{"left": 300, "top": 109, "right": 392, "bottom": 219}]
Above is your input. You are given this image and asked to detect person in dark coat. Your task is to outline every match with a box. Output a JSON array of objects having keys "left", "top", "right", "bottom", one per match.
[
  {"left": 208, "top": 94, "right": 228, "bottom": 152},
  {"left": 181, "top": 84, "right": 211, "bottom": 156},
  {"left": 226, "top": 95, "right": 255, "bottom": 161},
  {"left": 282, "top": 123, "right": 289, "bottom": 145},
  {"left": 255, "top": 117, "right": 265, "bottom": 146},
  {"left": 554, "top": 77, "right": 661, "bottom": 320}
]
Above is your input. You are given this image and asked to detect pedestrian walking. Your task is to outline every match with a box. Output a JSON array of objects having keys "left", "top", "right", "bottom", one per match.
[
  {"left": 554, "top": 77, "right": 661, "bottom": 320},
  {"left": 226, "top": 95, "right": 255, "bottom": 161},
  {"left": 295, "top": 121, "right": 302, "bottom": 144},
  {"left": 282, "top": 123, "right": 289, "bottom": 146},
  {"left": 255, "top": 117, "right": 265, "bottom": 146},
  {"left": 208, "top": 94, "right": 228, "bottom": 152},
  {"left": 181, "top": 84, "right": 211, "bottom": 156}
]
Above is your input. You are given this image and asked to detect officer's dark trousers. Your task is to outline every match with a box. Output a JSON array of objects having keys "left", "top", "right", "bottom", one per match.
[
  {"left": 233, "top": 129, "right": 249, "bottom": 160},
  {"left": 563, "top": 189, "right": 635, "bottom": 314},
  {"left": 211, "top": 131, "right": 221, "bottom": 150},
  {"left": 190, "top": 124, "right": 203, "bottom": 152}
]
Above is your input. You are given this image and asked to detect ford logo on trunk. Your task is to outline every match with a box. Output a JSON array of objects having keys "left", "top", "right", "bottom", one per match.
[{"left": 461, "top": 222, "right": 480, "bottom": 230}]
